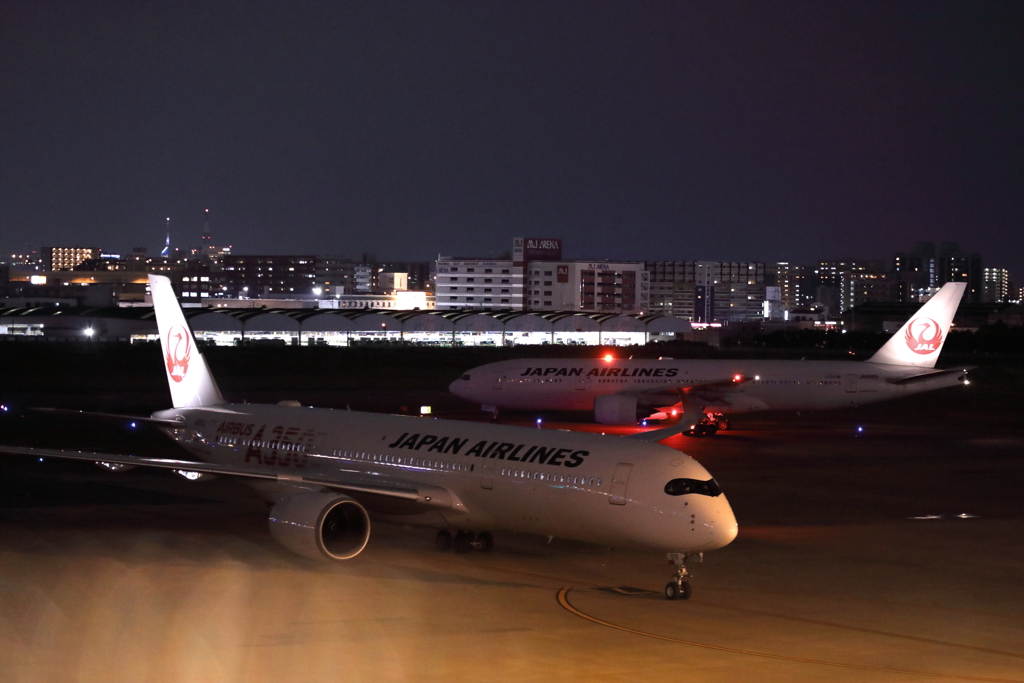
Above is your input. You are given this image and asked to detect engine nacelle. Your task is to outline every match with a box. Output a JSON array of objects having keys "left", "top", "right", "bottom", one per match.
[
  {"left": 269, "top": 492, "right": 371, "bottom": 561},
  {"left": 594, "top": 394, "right": 643, "bottom": 425}
]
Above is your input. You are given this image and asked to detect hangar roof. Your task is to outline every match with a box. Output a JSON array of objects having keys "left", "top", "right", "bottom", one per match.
[{"left": 0, "top": 306, "right": 693, "bottom": 336}]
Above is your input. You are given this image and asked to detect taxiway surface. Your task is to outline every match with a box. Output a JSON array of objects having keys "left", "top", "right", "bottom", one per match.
[{"left": 2, "top": 382, "right": 1023, "bottom": 682}]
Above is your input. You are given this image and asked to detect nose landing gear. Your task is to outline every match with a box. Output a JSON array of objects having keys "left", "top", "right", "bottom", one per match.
[{"left": 665, "top": 552, "right": 702, "bottom": 600}]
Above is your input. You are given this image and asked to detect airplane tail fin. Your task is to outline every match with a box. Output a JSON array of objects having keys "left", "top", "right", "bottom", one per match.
[
  {"left": 865, "top": 282, "right": 966, "bottom": 368},
  {"left": 148, "top": 274, "right": 226, "bottom": 408}
]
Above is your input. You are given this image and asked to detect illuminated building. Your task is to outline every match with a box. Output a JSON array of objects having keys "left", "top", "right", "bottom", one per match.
[
  {"left": 894, "top": 242, "right": 982, "bottom": 303},
  {"left": 646, "top": 261, "right": 765, "bottom": 323},
  {"left": 435, "top": 258, "right": 522, "bottom": 310},
  {"left": 221, "top": 255, "right": 318, "bottom": 297},
  {"left": 982, "top": 268, "right": 1011, "bottom": 303},
  {"left": 44, "top": 247, "right": 101, "bottom": 271}
]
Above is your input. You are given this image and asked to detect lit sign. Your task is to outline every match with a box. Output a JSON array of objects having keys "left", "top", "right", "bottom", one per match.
[{"left": 514, "top": 237, "right": 563, "bottom": 262}]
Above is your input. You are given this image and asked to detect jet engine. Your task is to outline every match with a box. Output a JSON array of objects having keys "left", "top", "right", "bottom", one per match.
[
  {"left": 594, "top": 394, "right": 648, "bottom": 425},
  {"left": 269, "top": 492, "right": 371, "bottom": 560}
]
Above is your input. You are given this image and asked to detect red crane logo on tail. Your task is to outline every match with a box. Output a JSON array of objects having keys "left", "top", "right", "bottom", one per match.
[
  {"left": 904, "top": 317, "right": 943, "bottom": 355},
  {"left": 165, "top": 324, "right": 192, "bottom": 382}
]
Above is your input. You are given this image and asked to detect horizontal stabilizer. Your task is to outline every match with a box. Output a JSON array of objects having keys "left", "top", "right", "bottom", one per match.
[
  {"left": 887, "top": 367, "right": 972, "bottom": 385},
  {"left": 31, "top": 407, "right": 185, "bottom": 428}
]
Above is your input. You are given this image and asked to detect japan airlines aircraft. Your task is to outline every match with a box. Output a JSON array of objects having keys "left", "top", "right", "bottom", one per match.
[
  {"left": 450, "top": 282, "right": 970, "bottom": 431},
  {"left": 0, "top": 274, "right": 736, "bottom": 600}
]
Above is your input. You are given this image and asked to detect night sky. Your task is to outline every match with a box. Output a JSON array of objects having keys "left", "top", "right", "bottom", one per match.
[{"left": 2, "top": 1, "right": 1021, "bottom": 277}]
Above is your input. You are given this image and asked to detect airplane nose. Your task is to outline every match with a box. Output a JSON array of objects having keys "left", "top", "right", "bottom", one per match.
[
  {"left": 448, "top": 374, "right": 472, "bottom": 398},
  {"left": 704, "top": 495, "right": 739, "bottom": 550}
]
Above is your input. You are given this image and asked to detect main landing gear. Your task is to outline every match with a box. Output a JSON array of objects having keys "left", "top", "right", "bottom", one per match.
[
  {"left": 436, "top": 530, "right": 494, "bottom": 553},
  {"left": 664, "top": 552, "right": 702, "bottom": 600}
]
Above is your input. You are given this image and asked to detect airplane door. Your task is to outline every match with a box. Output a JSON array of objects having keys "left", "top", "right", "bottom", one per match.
[
  {"left": 480, "top": 463, "right": 494, "bottom": 489},
  {"left": 575, "top": 374, "right": 589, "bottom": 391},
  {"left": 493, "top": 371, "right": 505, "bottom": 391},
  {"left": 609, "top": 463, "right": 633, "bottom": 505},
  {"left": 845, "top": 374, "right": 857, "bottom": 393}
]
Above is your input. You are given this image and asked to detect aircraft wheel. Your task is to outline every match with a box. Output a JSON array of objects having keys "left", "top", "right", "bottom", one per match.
[
  {"left": 704, "top": 424, "right": 718, "bottom": 436},
  {"left": 666, "top": 580, "right": 692, "bottom": 600},
  {"left": 476, "top": 531, "right": 494, "bottom": 553},
  {"left": 435, "top": 530, "right": 452, "bottom": 551},
  {"left": 453, "top": 531, "right": 475, "bottom": 553},
  {"left": 716, "top": 419, "right": 730, "bottom": 431}
]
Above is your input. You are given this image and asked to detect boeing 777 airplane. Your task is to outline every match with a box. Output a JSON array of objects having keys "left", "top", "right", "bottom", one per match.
[
  {"left": 0, "top": 274, "right": 736, "bottom": 600},
  {"left": 450, "top": 282, "right": 970, "bottom": 432}
]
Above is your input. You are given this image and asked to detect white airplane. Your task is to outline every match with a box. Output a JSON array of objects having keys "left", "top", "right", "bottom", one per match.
[
  {"left": 0, "top": 274, "right": 737, "bottom": 600},
  {"left": 450, "top": 282, "right": 970, "bottom": 432}
]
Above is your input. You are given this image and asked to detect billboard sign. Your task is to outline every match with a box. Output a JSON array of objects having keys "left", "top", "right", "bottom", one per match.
[{"left": 514, "top": 237, "right": 562, "bottom": 262}]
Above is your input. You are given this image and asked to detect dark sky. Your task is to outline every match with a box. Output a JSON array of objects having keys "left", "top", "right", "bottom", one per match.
[{"left": 2, "top": 0, "right": 1021, "bottom": 278}]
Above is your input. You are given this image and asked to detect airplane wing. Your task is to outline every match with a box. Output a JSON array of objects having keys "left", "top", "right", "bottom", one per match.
[
  {"left": 628, "top": 375, "right": 752, "bottom": 408},
  {"left": 0, "top": 445, "right": 452, "bottom": 509}
]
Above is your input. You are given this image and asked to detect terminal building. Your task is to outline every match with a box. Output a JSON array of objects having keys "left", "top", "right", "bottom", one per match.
[{"left": 0, "top": 305, "right": 690, "bottom": 347}]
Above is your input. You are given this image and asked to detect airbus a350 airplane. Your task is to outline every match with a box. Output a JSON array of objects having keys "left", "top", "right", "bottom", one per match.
[
  {"left": 0, "top": 274, "right": 736, "bottom": 600},
  {"left": 450, "top": 282, "right": 970, "bottom": 431}
]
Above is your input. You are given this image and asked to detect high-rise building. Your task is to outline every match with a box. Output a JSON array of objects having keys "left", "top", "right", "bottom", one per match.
[
  {"left": 221, "top": 255, "right": 317, "bottom": 298},
  {"left": 646, "top": 261, "right": 765, "bottom": 323},
  {"left": 811, "top": 259, "right": 889, "bottom": 314},
  {"left": 526, "top": 261, "right": 649, "bottom": 313},
  {"left": 894, "top": 242, "right": 982, "bottom": 303},
  {"left": 435, "top": 238, "right": 566, "bottom": 311},
  {"left": 765, "top": 262, "right": 806, "bottom": 310},
  {"left": 435, "top": 258, "right": 522, "bottom": 310},
  {"left": 982, "top": 268, "right": 1011, "bottom": 303},
  {"left": 44, "top": 247, "right": 101, "bottom": 271}
]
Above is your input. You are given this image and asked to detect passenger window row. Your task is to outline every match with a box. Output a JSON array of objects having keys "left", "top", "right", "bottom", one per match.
[
  {"left": 499, "top": 468, "right": 601, "bottom": 488},
  {"left": 330, "top": 449, "right": 474, "bottom": 473},
  {"left": 217, "top": 436, "right": 309, "bottom": 452}
]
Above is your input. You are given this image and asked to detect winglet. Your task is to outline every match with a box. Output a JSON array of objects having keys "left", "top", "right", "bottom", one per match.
[
  {"left": 865, "top": 282, "right": 966, "bottom": 368},
  {"left": 148, "top": 274, "right": 225, "bottom": 408}
]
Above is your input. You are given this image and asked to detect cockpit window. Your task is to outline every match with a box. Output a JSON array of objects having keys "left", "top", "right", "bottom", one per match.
[
  {"left": 664, "top": 478, "right": 722, "bottom": 497},
  {"left": 461, "top": 374, "right": 471, "bottom": 381}
]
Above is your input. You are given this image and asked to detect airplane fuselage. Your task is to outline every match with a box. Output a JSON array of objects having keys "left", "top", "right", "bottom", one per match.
[
  {"left": 450, "top": 358, "right": 968, "bottom": 414},
  {"left": 153, "top": 403, "right": 738, "bottom": 553}
]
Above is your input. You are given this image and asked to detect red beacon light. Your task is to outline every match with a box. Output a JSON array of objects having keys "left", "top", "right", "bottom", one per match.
[
  {"left": 603, "top": 354, "right": 614, "bottom": 362},
  {"left": 733, "top": 373, "right": 744, "bottom": 382}
]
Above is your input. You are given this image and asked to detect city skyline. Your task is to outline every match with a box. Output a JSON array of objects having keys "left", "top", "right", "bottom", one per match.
[{"left": 2, "top": 1, "right": 1021, "bottom": 275}]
